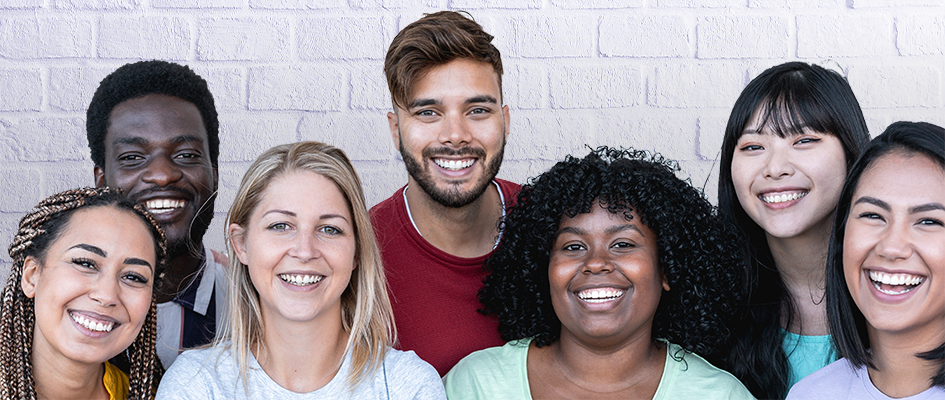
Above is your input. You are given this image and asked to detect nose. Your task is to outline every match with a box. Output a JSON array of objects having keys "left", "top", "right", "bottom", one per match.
[
  {"left": 88, "top": 276, "right": 119, "bottom": 307},
  {"left": 438, "top": 113, "right": 473, "bottom": 147},
  {"left": 141, "top": 155, "right": 184, "bottom": 187},
  {"left": 876, "top": 222, "right": 913, "bottom": 261},
  {"left": 287, "top": 230, "right": 321, "bottom": 261},
  {"left": 762, "top": 148, "right": 795, "bottom": 179},
  {"left": 581, "top": 246, "right": 614, "bottom": 274}
]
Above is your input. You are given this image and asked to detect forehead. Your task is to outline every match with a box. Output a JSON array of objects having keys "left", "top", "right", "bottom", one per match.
[
  {"left": 409, "top": 58, "right": 501, "bottom": 103},
  {"left": 105, "top": 94, "right": 207, "bottom": 147},
  {"left": 857, "top": 152, "right": 945, "bottom": 196},
  {"left": 255, "top": 170, "right": 352, "bottom": 216},
  {"left": 50, "top": 206, "right": 154, "bottom": 252}
]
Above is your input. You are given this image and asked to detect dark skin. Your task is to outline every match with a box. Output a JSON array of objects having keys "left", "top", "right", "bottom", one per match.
[
  {"left": 527, "top": 205, "right": 670, "bottom": 399},
  {"left": 94, "top": 94, "right": 217, "bottom": 303}
]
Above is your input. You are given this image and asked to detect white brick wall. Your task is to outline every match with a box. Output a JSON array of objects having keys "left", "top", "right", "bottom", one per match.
[{"left": 1, "top": 2, "right": 944, "bottom": 278}]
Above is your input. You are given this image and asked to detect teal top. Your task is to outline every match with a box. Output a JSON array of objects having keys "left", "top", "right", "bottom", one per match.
[
  {"left": 782, "top": 330, "right": 837, "bottom": 390},
  {"left": 443, "top": 338, "right": 755, "bottom": 400}
]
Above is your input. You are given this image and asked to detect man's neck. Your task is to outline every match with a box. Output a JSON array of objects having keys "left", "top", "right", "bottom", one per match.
[
  {"left": 405, "top": 180, "right": 503, "bottom": 258},
  {"left": 155, "top": 243, "right": 205, "bottom": 303}
]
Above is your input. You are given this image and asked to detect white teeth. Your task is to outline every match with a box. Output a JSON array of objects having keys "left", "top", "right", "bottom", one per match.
[
  {"left": 144, "top": 199, "right": 185, "bottom": 214},
  {"left": 279, "top": 274, "right": 324, "bottom": 287},
  {"left": 71, "top": 313, "right": 114, "bottom": 332},
  {"left": 762, "top": 191, "right": 807, "bottom": 204},
  {"left": 577, "top": 288, "right": 625, "bottom": 303},
  {"left": 869, "top": 270, "right": 925, "bottom": 295},
  {"left": 433, "top": 158, "right": 475, "bottom": 171}
]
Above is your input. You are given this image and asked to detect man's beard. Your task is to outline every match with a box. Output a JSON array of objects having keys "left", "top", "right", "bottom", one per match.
[
  {"left": 399, "top": 136, "right": 504, "bottom": 208},
  {"left": 165, "top": 194, "right": 215, "bottom": 263}
]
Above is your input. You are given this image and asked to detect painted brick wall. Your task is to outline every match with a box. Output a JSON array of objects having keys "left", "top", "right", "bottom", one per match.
[{"left": 1, "top": 1, "right": 944, "bottom": 278}]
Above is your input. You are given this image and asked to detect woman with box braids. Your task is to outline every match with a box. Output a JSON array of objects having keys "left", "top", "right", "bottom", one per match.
[{"left": 0, "top": 187, "right": 165, "bottom": 399}]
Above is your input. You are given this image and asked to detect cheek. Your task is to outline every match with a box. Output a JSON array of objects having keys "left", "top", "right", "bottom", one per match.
[
  {"left": 730, "top": 157, "right": 756, "bottom": 199},
  {"left": 124, "top": 288, "right": 153, "bottom": 327}
]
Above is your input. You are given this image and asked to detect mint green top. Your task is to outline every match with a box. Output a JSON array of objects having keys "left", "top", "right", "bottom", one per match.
[
  {"left": 782, "top": 330, "right": 837, "bottom": 390},
  {"left": 443, "top": 338, "right": 755, "bottom": 400}
]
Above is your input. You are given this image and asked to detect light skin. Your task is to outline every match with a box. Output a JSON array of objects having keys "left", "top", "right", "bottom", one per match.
[
  {"left": 843, "top": 152, "right": 945, "bottom": 397},
  {"left": 387, "top": 58, "right": 511, "bottom": 258},
  {"left": 527, "top": 204, "right": 669, "bottom": 399},
  {"left": 21, "top": 206, "right": 155, "bottom": 400},
  {"left": 94, "top": 93, "right": 217, "bottom": 303},
  {"left": 731, "top": 112, "right": 847, "bottom": 335},
  {"left": 229, "top": 171, "right": 355, "bottom": 393}
]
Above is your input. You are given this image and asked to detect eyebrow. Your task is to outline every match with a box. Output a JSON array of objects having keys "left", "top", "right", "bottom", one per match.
[
  {"left": 113, "top": 135, "right": 204, "bottom": 147},
  {"left": 124, "top": 257, "right": 153, "bottom": 270},
  {"left": 261, "top": 209, "right": 350, "bottom": 222},
  {"left": 556, "top": 224, "right": 643, "bottom": 237},
  {"left": 853, "top": 197, "right": 945, "bottom": 214},
  {"left": 70, "top": 244, "right": 106, "bottom": 257},
  {"left": 407, "top": 95, "right": 499, "bottom": 110}
]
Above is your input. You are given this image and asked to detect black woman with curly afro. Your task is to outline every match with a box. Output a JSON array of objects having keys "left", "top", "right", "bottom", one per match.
[{"left": 443, "top": 147, "right": 753, "bottom": 400}]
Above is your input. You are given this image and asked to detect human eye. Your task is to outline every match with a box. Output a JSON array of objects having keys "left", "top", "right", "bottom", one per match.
[
  {"left": 320, "top": 225, "right": 343, "bottom": 236},
  {"left": 122, "top": 272, "right": 149, "bottom": 285},
  {"left": 268, "top": 222, "right": 290, "bottom": 232},
  {"left": 117, "top": 153, "right": 146, "bottom": 166},
  {"left": 857, "top": 212, "right": 884, "bottom": 221},
  {"left": 562, "top": 243, "right": 585, "bottom": 252},
  {"left": 415, "top": 109, "right": 438, "bottom": 118},
  {"left": 795, "top": 137, "right": 822, "bottom": 145},
  {"left": 917, "top": 217, "right": 944, "bottom": 227},
  {"left": 72, "top": 258, "right": 97, "bottom": 270},
  {"left": 738, "top": 144, "right": 763, "bottom": 152},
  {"left": 612, "top": 241, "right": 636, "bottom": 249}
]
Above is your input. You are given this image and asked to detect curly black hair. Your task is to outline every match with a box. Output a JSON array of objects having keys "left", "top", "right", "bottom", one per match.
[
  {"left": 87, "top": 60, "right": 219, "bottom": 169},
  {"left": 479, "top": 147, "right": 746, "bottom": 360}
]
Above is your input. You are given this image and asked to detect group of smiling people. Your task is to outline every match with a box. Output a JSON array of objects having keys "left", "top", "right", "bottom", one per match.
[{"left": 1, "top": 13, "right": 944, "bottom": 400}]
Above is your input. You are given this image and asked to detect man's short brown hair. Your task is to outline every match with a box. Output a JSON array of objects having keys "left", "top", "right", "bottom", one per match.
[{"left": 384, "top": 11, "right": 503, "bottom": 110}]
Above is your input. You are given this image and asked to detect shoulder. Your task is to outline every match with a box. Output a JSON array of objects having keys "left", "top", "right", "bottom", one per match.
[
  {"left": 369, "top": 186, "right": 406, "bottom": 220},
  {"left": 208, "top": 248, "right": 228, "bottom": 267},
  {"left": 443, "top": 340, "right": 531, "bottom": 400},
  {"left": 157, "top": 345, "right": 235, "bottom": 398},
  {"left": 495, "top": 179, "right": 522, "bottom": 205},
  {"left": 786, "top": 358, "right": 860, "bottom": 399},
  {"left": 380, "top": 348, "right": 447, "bottom": 400},
  {"left": 658, "top": 343, "right": 755, "bottom": 400}
]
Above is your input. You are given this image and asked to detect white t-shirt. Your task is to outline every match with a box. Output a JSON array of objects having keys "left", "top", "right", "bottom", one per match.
[
  {"left": 788, "top": 357, "right": 945, "bottom": 400},
  {"left": 156, "top": 342, "right": 446, "bottom": 400}
]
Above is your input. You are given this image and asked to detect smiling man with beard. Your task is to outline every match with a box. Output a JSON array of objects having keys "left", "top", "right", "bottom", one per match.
[
  {"left": 87, "top": 60, "right": 225, "bottom": 369},
  {"left": 371, "top": 11, "right": 520, "bottom": 376}
]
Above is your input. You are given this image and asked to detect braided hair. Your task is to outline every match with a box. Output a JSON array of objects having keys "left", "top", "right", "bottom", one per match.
[{"left": 0, "top": 187, "right": 166, "bottom": 399}]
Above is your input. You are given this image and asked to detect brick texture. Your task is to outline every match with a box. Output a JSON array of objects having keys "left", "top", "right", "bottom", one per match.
[{"left": 0, "top": 3, "right": 942, "bottom": 260}]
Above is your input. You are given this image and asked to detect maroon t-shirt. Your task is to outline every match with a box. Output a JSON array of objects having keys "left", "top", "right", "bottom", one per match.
[{"left": 369, "top": 179, "right": 520, "bottom": 376}]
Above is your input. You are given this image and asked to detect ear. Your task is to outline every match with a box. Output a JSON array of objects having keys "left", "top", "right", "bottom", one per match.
[
  {"left": 94, "top": 166, "right": 106, "bottom": 188},
  {"left": 21, "top": 256, "right": 41, "bottom": 298},
  {"left": 228, "top": 224, "right": 249, "bottom": 265},
  {"left": 502, "top": 104, "right": 511, "bottom": 140},
  {"left": 388, "top": 110, "right": 401, "bottom": 152},
  {"left": 661, "top": 274, "right": 670, "bottom": 292}
]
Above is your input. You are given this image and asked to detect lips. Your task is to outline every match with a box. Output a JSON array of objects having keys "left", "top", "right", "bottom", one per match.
[
  {"left": 433, "top": 158, "right": 475, "bottom": 171},
  {"left": 144, "top": 198, "right": 185, "bottom": 215},
  {"left": 575, "top": 287, "right": 626, "bottom": 303},
  {"left": 760, "top": 190, "right": 808, "bottom": 204},
  {"left": 868, "top": 270, "right": 926, "bottom": 295},
  {"left": 70, "top": 311, "right": 118, "bottom": 333},
  {"left": 278, "top": 273, "right": 324, "bottom": 287}
]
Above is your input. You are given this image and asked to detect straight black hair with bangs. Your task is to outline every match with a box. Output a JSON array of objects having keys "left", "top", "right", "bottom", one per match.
[
  {"left": 717, "top": 61, "right": 871, "bottom": 399},
  {"left": 826, "top": 121, "right": 945, "bottom": 388}
]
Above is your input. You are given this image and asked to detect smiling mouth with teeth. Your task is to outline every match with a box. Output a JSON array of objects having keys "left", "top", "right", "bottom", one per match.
[
  {"left": 279, "top": 274, "right": 324, "bottom": 287},
  {"left": 70, "top": 312, "right": 115, "bottom": 332},
  {"left": 761, "top": 191, "right": 808, "bottom": 204},
  {"left": 576, "top": 288, "right": 626, "bottom": 303},
  {"left": 869, "top": 270, "right": 925, "bottom": 295},
  {"left": 144, "top": 199, "right": 185, "bottom": 215},
  {"left": 433, "top": 158, "right": 475, "bottom": 171}
]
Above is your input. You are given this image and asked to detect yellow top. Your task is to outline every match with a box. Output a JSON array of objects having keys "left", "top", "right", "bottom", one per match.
[{"left": 103, "top": 361, "right": 129, "bottom": 400}]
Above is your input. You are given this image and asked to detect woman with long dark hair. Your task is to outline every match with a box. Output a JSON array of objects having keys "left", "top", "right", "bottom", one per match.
[{"left": 718, "top": 61, "right": 870, "bottom": 398}]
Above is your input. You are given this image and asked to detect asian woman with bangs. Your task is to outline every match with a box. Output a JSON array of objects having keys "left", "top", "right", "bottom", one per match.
[{"left": 718, "top": 61, "right": 871, "bottom": 398}]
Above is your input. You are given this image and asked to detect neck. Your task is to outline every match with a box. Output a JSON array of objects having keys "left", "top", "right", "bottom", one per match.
[
  {"left": 32, "top": 337, "right": 107, "bottom": 400},
  {"left": 766, "top": 220, "right": 831, "bottom": 335},
  {"left": 255, "top": 307, "right": 349, "bottom": 393},
  {"left": 405, "top": 180, "right": 502, "bottom": 258},
  {"left": 155, "top": 243, "right": 205, "bottom": 303},
  {"left": 550, "top": 331, "right": 665, "bottom": 394},
  {"left": 867, "top": 325, "right": 945, "bottom": 398}
]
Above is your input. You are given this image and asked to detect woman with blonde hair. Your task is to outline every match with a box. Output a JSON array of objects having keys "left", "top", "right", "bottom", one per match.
[
  {"left": 0, "top": 187, "right": 165, "bottom": 400},
  {"left": 157, "top": 141, "right": 444, "bottom": 399}
]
